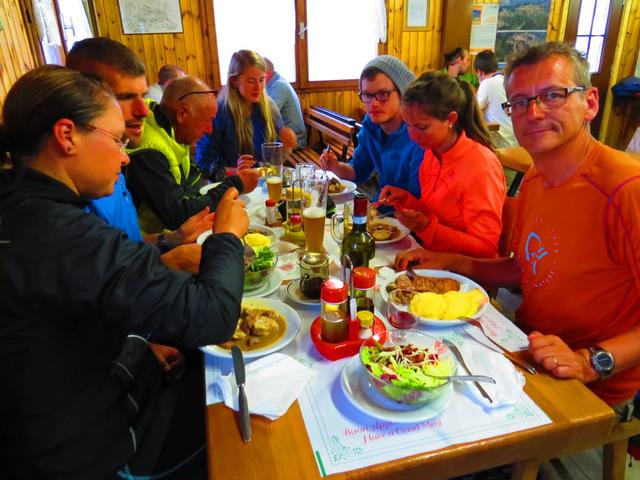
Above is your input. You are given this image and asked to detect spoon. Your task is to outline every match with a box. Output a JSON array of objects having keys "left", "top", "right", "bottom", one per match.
[{"left": 424, "top": 373, "right": 496, "bottom": 384}]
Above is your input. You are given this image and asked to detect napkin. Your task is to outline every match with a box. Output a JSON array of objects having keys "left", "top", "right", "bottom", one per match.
[
  {"left": 457, "top": 341, "right": 525, "bottom": 408},
  {"left": 214, "top": 353, "right": 317, "bottom": 420}
]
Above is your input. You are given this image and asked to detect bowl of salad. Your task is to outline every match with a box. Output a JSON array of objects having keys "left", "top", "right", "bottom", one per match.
[
  {"left": 243, "top": 241, "right": 278, "bottom": 291},
  {"left": 359, "top": 330, "right": 456, "bottom": 406}
]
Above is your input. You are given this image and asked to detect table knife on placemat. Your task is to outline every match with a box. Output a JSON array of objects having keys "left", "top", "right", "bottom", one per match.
[{"left": 231, "top": 346, "right": 251, "bottom": 443}]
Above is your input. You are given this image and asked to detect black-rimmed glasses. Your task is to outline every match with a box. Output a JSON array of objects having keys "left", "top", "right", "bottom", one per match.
[
  {"left": 358, "top": 89, "right": 397, "bottom": 104},
  {"left": 79, "top": 123, "right": 130, "bottom": 151},
  {"left": 178, "top": 90, "right": 219, "bottom": 101},
  {"left": 501, "top": 86, "right": 587, "bottom": 116}
]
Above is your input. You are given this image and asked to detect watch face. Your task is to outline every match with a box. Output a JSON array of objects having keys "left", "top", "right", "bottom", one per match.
[{"left": 595, "top": 351, "right": 615, "bottom": 371}]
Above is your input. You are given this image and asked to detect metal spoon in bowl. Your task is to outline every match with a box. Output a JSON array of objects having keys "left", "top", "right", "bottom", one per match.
[{"left": 423, "top": 373, "right": 496, "bottom": 384}]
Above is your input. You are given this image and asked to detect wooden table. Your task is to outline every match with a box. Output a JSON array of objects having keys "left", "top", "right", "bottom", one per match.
[{"left": 206, "top": 353, "right": 616, "bottom": 480}]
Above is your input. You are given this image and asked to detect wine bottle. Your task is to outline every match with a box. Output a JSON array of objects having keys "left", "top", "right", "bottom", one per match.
[{"left": 341, "top": 193, "right": 375, "bottom": 271}]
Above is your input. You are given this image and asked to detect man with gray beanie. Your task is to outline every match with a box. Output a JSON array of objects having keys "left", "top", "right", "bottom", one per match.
[{"left": 321, "top": 55, "right": 423, "bottom": 198}]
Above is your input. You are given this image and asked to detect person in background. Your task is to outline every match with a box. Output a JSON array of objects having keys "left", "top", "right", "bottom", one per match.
[
  {"left": 195, "top": 50, "right": 297, "bottom": 181},
  {"left": 380, "top": 71, "right": 505, "bottom": 258},
  {"left": 0, "top": 65, "right": 248, "bottom": 479},
  {"left": 126, "top": 75, "right": 259, "bottom": 233},
  {"left": 443, "top": 47, "right": 479, "bottom": 89},
  {"left": 626, "top": 126, "right": 640, "bottom": 154},
  {"left": 396, "top": 42, "right": 640, "bottom": 420},
  {"left": 264, "top": 57, "right": 307, "bottom": 148},
  {"left": 146, "top": 64, "right": 186, "bottom": 103},
  {"left": 321, "top": 55, "right": 424, "bottom": 199},
  {"left": 474, "top": 49, "right": 518, "bottom": 148}
]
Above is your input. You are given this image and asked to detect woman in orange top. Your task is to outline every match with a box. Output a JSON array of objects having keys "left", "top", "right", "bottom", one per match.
[{"left": 379, "top": 72, "right": 505, "bottom": 257}]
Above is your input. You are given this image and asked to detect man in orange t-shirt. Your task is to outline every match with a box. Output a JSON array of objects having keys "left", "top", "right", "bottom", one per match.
[{"left": 395, "top": 42, "right": 640, "bottom": 414}]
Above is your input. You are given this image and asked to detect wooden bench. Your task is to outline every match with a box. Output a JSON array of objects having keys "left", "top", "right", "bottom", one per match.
[{"left": 287, "top": 106, "right": 360, "bottom": 169}]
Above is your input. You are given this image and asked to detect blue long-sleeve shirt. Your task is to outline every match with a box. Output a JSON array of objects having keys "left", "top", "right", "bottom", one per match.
[
  {"left": 349, "top": 116, "right": 424, "bottom": 199},
  {"left": 266, "top": 72, "right": 307, "bottom": 147},
  {"left": 195, "top": 99, "right": 284, "bottom": 177}
]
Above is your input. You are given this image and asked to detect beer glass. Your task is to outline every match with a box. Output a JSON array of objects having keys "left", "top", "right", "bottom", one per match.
[
  {"left": 302, "top": 171, "right": 328, "bottom": 254},
  {"left": 261, "top": 142, "right": 283, "bottom": 202}
]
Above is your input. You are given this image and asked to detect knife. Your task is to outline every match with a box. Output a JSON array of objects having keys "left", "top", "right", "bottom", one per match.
[
  {"left": 231, "top": 346, "right": 251, "bottom": 442},
  {"left": 444, "top": 340, "right": 493, "bottom": 404}
]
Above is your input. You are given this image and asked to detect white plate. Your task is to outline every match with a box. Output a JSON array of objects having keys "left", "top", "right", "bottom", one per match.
[
  {"left": 200, "top": 297, "right": 300, "bottom": 359},
  {"left": 199, "top": 181, "right": 252, "bottom": 206},
  {"left": 328, "top": 179, "right": 357, "bottom": 197},
  {"left": 370, "top": 218, "right": 410, "bottom": 245},
  {"left": 285, "top": 278, "right": 321, "bottom": 306},
  {"left": 380, "top": 269, "right": 490, "bottom": 327},
  {"left": 244, "top": 269, "right": 282, "bottom": 297},
  {"left": 196, "top": 224, "right": 278, "bottom": 245},
  {"left": 340, "top": 354, "right": 453, "bottom": 423}
]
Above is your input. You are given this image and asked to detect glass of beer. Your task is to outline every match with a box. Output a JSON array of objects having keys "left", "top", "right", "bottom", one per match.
[
  {"left": 261, "top": 142, "right": 283, "bottom": 202},
  {"left": 302, "top": 171, "right": 328, "bottom": 254}
]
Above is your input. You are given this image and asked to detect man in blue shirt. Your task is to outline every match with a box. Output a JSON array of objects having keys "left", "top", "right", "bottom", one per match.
[
  {"left": 321, "top": 55, "right": 423, "bottom": 199},
  {"left": 264, "top": 57, "right": 307, "bottom": 148}
]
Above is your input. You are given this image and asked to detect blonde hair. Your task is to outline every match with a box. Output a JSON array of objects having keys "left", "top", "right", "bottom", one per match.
[{"left": 220, "top": 50, "right": 277, "bottom": 155}]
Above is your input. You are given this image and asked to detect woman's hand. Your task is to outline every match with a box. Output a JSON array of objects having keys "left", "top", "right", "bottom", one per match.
[
  {"left": 528, "top": 331, "right": 596, "bottom": 382},
  {"left": 279, "top": 127, "right": 297, "bottom": 150},
  {"left": 213, "top": 188, "right": 249, "bottom": 239},
  {"left": 320, "top": 149, "right": 339, "bottom": 172},
  {"left": 237, "top": 154, "right": 256, "bottom": 170},
  {"left": 395, "top": 208, "right": 430, "bottom": 232},
  {"left": 394, "top": 248, "right": 455, "bottom": 271},
  {"left": 168, "top": 207, "right": 214, "bottom": 245},
  {"left": 378, "top": 186, "right": 409, "bottom": 208}
]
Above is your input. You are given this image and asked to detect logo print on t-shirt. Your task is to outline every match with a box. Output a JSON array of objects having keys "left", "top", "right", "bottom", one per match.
[{"left": 522, "top": 221, "right": 559, "bottom": 288}]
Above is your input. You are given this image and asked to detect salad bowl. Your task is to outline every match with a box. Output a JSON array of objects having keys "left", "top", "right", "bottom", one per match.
[{"left": 359, "top": 330, "right": 457, "bottom": 407}]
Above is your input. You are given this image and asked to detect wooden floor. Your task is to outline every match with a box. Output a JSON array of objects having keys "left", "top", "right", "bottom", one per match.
[{"left": 539, "top": 450, "right": 640, "bottom": 480}]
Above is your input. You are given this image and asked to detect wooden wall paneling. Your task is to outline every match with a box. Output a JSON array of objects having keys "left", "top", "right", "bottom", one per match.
[
  {"left": 198, "top": 0, "right": 219, "bottom": 87},
  {"left": 0, "top": 0, "right": 38, "bottom": 109}
]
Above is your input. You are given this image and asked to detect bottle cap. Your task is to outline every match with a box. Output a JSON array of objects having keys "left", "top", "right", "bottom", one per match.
[
  {"left": 265, "top": 199, "right": 276, "bottom": 207},
  {"left": 356, "top": 310, "right": 374, "bottom": 327},
  {"left": 352, "top": 267, "right": 376, "bottom": 289},
  {"left": 290, "top": 213, "right": 302, "bottom": 224},
  {"left": 321, "top": 278, "right": 348, "bottom": 303}
]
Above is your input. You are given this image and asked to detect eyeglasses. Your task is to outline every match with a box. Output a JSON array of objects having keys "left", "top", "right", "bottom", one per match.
[
  {"left": 79, "top": 123, "right": 130, "bottom": 151},
  {"left": 358, "top": 89, "right": 397, "bottom": 104},
  {"left": 178, "top": 89, "right": 218, "bottom": 101},
  {"left": 502, "top": 86, "right": 587, "bottom": 116}
]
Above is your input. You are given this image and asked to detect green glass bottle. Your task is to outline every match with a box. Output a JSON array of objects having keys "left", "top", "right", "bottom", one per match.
[{"left": 341, "top": 193, "right": 375, "bottom": 270}]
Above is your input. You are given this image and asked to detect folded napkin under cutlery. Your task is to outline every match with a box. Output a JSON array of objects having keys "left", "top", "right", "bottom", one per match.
[
  {"left": 215, "top": 353, "right": 317, "bottom": 420},
  {"left": 455, "top": 341, "right": 525, "bottom": 408}
]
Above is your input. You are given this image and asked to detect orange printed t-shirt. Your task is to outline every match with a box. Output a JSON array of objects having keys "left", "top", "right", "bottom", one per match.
[{"left": 513, "top": 142, "right": 640, "bottom": 405}]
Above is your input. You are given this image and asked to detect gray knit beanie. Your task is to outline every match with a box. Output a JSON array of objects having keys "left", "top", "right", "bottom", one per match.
[{"left": 361, "top": 55, "right": 416, "bottom": 94}]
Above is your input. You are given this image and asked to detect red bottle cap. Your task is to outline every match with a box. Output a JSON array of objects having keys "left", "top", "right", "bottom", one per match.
[
  {"left": 353, "top": 193, "right": 368, "bottom": 217},
  {"left": 352, "top": 267, "right": 376, "bottom": 289},
  {"left": 265, "top": 199, "right": 276, "bottom": 207},
  {"left": 321, "top": 278, "right": 348, "bottom": 303},
  {"left": 290, "top": 214, "right": 302, "bottom": 224}
]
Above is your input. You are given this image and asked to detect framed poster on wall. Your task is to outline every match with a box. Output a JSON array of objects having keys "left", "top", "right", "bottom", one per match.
[
  {"left": 118, "top": 0, "right": 183, "bottom": 34},
  {"left": 405, "top": 0, "right": 429, "bottom": 31}
]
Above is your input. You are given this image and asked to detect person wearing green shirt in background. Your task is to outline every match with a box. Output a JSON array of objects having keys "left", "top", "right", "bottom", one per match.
[{"left": 443, "top": 47, "right": 479, "bottom": 89}]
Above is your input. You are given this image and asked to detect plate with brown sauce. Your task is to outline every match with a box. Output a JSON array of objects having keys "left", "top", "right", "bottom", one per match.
[
  {"left": 200, "top": 298, "right": 301, "bottom": 359},
  {"left": 367, "top": 218, "right": 410, "bottom": 244}
]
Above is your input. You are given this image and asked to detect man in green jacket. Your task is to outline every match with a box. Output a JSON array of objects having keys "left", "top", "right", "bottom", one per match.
[{"left": 126, "top": 75, "right": 259, "bottom": 233}]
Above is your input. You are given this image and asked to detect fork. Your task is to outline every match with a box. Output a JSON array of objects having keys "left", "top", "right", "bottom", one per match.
[{"left": 461, "top": 318, "right": 537, "bottom": 375}]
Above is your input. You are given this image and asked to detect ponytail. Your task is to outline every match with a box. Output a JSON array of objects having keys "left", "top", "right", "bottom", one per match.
[{"left": 456, "top": 80, "right": 494, "bottom": 152}]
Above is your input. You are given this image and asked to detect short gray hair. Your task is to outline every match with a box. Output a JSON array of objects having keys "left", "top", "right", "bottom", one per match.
[{"left": 503, "top": 42, "right": 591, "bottom": 90}]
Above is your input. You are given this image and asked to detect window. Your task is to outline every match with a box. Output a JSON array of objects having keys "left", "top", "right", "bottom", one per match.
[
  {"left": 574, "top": 0, "right": 611, "bottom": 74},
  {"left": 213, "top": 0, "right": 385, "bottom": 89}
]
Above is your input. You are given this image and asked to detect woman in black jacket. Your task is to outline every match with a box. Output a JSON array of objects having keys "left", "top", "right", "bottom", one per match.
[{"left": 0, "top": 66, "right": 248, "bottom": 479}]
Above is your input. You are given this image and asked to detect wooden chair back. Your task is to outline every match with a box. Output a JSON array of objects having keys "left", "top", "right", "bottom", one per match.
[{"left": 496, "top": 146, "right": 533, "bottom": 196}]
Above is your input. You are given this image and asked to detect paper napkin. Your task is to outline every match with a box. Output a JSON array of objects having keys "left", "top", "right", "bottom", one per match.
[
  {"left": 214, "top": 353, "right": 317, "bottom": 420},
  {"left": 458, "top": 341, "right": 525, "bottom": 408}
]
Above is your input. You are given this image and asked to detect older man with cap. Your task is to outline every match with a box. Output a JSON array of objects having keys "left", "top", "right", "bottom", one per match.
[
  {"left": 126, "top": 75, "right": 259, "bottom": 234},
  {"left": 321, "top": 55, "right": 424, "bottom": 199}
]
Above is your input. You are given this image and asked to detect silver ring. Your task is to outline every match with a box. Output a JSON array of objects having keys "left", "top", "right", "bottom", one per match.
[{"left": 552, "top": 356, "right": 558, "bottom": 368}]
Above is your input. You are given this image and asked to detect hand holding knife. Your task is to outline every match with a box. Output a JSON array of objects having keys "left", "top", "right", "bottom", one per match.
[{"left": 231, "top": 346, "right": 251, "bottom": 442}]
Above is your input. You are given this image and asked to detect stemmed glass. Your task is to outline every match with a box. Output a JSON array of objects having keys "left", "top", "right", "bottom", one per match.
[{"left": 386, "top": 289, "right": 418, "bottom": 329}]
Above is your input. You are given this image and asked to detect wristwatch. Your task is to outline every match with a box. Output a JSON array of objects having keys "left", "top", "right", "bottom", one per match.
[
  {"left": 157, "top": 232, "right": 171, "bottom": 253},
  {"left": 588, "top": 346, "right": 615, "bottom": 380}
]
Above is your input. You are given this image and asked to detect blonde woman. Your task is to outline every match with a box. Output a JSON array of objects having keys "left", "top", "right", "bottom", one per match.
[{"left": 196, "top": 50, "right": 296, "bottom": 180}]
